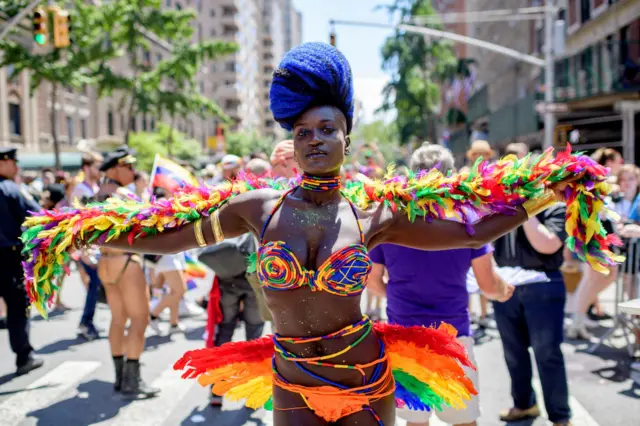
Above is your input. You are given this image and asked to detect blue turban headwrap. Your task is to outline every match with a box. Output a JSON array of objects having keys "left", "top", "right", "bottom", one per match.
[{"left": 269, "top": 42, "right": 354, "bottom": 133}]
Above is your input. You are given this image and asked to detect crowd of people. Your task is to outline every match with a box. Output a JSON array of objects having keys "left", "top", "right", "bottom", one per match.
[{"left": 1, "top": 42, "right": 639, "bottom": 426}]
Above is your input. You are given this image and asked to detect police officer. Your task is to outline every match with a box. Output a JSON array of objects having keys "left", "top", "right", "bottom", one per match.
[{"left": 0, "top": 147, "right": 44, "bottom": 376}]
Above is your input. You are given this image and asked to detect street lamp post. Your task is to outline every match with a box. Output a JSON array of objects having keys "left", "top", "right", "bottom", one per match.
[{"left": 543, "top": 0, "right": 556, "bottom": 149}]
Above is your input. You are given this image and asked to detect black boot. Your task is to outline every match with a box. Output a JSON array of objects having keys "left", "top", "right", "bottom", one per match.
[
  {"left": 113, "top": 356, "right": 124, "bottom": 392},
  {"left": 120, "top": 359, "right": 160, "bottom": 399}
]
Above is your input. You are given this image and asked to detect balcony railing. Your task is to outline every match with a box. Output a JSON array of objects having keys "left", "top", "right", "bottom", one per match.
[
  {"left": 467, "top": 86, "right": 489, "bottom": 123},
  {"left": 545, "top": 40, "right": 640, "bottom": 102}
]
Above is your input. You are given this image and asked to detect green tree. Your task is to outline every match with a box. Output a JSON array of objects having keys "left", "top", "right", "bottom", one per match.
[
  {"left": 351, "top": 119, "right": 400, "bottom": 163},
  {"left": 96, "top": 0, "right": 236, "bottom": 145},
  {"left": 0, "top": 0, "right": 122, "bottom": 169},
  {"left": 379, "top": 0, "right": 457, "bottom": 144},
  {"left": 128, "top": 122, "right": 202, "bottom": 172},
  {"left": 225, "top": 130, "right": 274, "bottom": 158}
]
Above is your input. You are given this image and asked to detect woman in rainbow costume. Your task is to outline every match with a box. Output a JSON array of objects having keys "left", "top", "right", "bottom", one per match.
[{"left": 22, "top": 43, "right": 623, "bottom": 425}]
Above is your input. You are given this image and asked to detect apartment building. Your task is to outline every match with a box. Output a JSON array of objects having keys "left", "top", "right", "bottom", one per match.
[
  {"left": 260, "top": 0, "right": 302, "bottom": 141},
  {"left": 0, "top": 0, "right": 303, "bottom": 166},
  {"left": 551, "top": 0, "right": 640, "bottom": 164},
  {"left": 456, "top": 0, "right": 542, "bottom": 165}
]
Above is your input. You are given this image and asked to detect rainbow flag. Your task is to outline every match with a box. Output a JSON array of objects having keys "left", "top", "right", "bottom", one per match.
[
  {"left": 184, "top": 252, "right": 207, "bottom": 291},
  {"left": 150, "top": 154, "right": 199, "bottom": 191}
]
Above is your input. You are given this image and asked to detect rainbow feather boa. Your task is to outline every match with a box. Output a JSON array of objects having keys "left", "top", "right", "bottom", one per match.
[{"left": 21, "top": 146, "right": 623, "bottom": 317}]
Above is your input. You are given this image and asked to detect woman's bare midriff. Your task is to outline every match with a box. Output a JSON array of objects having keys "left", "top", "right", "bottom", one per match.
[{"left": 264, "top": 287, "right": 388, "bottom": 389}]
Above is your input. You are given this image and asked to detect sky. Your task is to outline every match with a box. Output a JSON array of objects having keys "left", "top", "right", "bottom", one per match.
[{"left": 293, "top": 0, "right": 396, "bottom": 123}]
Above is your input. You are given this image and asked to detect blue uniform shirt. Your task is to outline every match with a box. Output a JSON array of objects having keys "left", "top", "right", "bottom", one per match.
[{"left": 0, "top": 177, "right": 41, "bottom": 247}]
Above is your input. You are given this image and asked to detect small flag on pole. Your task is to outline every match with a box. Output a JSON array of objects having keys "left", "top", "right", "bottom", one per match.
[{"left": 149, "top": 154, "right": 199, "bottom": 191}]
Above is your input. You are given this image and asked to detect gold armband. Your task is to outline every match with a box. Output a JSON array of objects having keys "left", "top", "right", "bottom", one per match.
[
  {"left": 522, "top": 190, "right": 557, "bottom": 219},
  {"left": 194, "top": 219, "right": 207, "bottom": 247},
  {"left": 211, "top": 209, "right": 225, "bottom": 243}
]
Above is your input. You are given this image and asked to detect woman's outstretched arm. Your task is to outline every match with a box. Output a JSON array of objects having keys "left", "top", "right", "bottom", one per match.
[
  {"left": 103, "top": 190, "right": 265, "bottom": 254},
  {"left": 373, "top": 205, "right": 530, "bottom": 251},
  {"left": 369, "top": 184, "right": 565, "bottom": 251}
]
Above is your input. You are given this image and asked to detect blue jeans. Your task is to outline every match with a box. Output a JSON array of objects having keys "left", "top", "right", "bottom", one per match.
[
  {"left": 79, "top": 260, "right": 101, "bottom": 327},
  {"left": 493, "top": 272, "right": 571, "bottom": 423}
]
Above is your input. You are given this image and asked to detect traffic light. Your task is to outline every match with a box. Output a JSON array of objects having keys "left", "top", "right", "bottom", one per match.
[
  {"left": 215, "top": 124, "right": 226, "bottom": 152},
  {"left": 329, "top": 32, "right": 336, "bottom": 47},
  {"left": 32, "top": 7, "right": 48, "bottom": 46},
  {"left": 51, "top": 7, "right": 70, "bottom": 48}
]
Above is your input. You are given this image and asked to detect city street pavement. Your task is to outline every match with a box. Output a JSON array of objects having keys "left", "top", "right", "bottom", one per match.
[{"left": 0, "top": 271, "right": 638, "bottom": 426}]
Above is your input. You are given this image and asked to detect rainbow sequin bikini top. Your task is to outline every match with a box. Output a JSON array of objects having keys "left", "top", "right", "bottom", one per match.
[{"left": 257, "top": 188, "right": 372, "bottom": 296}]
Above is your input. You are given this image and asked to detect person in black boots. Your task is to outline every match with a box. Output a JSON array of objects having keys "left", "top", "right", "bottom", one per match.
[
  {"left": 95, "top": 147, "right": 159, "bottom": 399},
  {"left": 0, "top": 147, "right": 44, "bottom": 376}
]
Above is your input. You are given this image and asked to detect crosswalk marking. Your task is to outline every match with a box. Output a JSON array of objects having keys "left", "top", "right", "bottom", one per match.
[
  {"left": 101, "top": 365, "right": 195, "bottom": 425},
  {"left": 0, "top": 361, "right": 101, "bottom": 426},
  {"left": 532, "top": 378, "right": 600, "bottom": 426}
]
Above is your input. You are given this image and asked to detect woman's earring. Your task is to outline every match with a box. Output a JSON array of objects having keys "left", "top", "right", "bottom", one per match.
[{"left": 345, "top": 146, "right": 351, "bottom": 155}]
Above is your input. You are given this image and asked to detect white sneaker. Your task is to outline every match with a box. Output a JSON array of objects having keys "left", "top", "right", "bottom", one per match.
[
  {"left": 477, "top": 316, "right": 492, "bottom": 329},
  {"left": 582, "top": 316, "right": 600, "bottom": 329},
  {"left": 566, "top": 324, "right": 592, "bottom": 340},
  {"left": 169, "top": 323, "right": 187, "bottom": 335},
  {"left": 148, "top": 318, "right": 162, "bottom": 335},
  {"left": 178, "top": 300, "right": 203, "bottom": 318}
]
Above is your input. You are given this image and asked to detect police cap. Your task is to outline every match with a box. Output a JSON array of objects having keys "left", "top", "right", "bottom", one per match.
[
  {"left": 100, "top": 147, "right": 136, "bottom": 172},
  {"left": 0, "top": 146, "right": 18, "bottom": 161}
]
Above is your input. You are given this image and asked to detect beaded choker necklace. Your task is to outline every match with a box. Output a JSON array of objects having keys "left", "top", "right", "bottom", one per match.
[{"left": 299, "top": 174, "right": 341, "bottom": 192}]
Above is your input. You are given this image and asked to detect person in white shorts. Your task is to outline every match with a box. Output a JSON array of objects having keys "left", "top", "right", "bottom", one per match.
[{"left": 148, "top": 188, "right": 188, "bottom": 334}]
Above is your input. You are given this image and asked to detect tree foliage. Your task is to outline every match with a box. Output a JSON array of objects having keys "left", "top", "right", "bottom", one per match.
[
  {"left": 128, "top": 122, "right": 202, "bottom": 172},
  {"left": 96, "top": 0, "right": 237, "bottom": 144},
  {"left": 351, "top": 120, "right": 400, "bottom": 163},
  {"left": 0, "top": 0, "right": 122, "bottom": 168},
  {"left": 225, "top": 131, "right": 275, "bottom": 158},
  {"left": 379, "top": 0, "right": 457, "bottom": 144}
]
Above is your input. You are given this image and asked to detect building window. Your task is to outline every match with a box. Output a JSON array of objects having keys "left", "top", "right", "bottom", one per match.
[
  {"left": 130, "top": 116, "right": 137, "bottom": 132},
  {"left": 6, "top": 64, "right": 16, "bottom": 78},
  {"left": 210, "top": 8, "right": 215, "bottom": 17},
  {"left": 142, "top": 115, "right": 148, "bottom": 132},
  {"left": 198, "top": 24, "right": 202, "bottom": 42},
  {"left": 580, "top": 0, "right": 591, "bottom": 23},
  {"left": 175, "top": 2, "right": 182, "bottom": 10},
  {"left": 143, "top": 50, "right": 151, "bottom": 66},
  {"left": 223, "top": 26, "right": 237, "bottom": 37},
  {"left": 210, "top": 28, "right": 216, "bottom": 37},
  {"left": 166, "top": 0, "right": 171, "bottom": 6},
  {"left": 225, "top": 61, "right": 236, "bottom": 72},
  {"left": 9, "top": 103, "right": 21, "bottom": 136},
  {"left": 107, "top": 111, "right": 114, "bottom": 135},
  {"left": 80, "top": 118, "right": 87, "bottom": 139},
  {"left": 156, "top": 53, "right": 163, "bottom": 63},
  {"left": 200, "top": 81, "right": 205, "bottom": 93},
  {"left": 66, "top": 116, "right": 74, "bottom": 144},
  {"left": 150, "top": 118, "right": 156, "bottom": 130}
]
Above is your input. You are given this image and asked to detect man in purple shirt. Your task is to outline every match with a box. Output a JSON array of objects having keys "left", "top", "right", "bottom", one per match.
[{"left": 368, "top": 144, "right": 513, "bottom": 426}]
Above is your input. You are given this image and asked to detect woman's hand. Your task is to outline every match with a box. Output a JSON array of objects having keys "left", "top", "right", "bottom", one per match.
[
  {"left": 620, "top": 223, "right": 640, "bottom": 239},
  {"left": 548, "top": 171, "right": 586, "bottom": 202}
]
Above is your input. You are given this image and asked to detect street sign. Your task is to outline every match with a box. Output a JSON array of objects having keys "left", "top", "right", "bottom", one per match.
[{"left": 535, "top": 102, "right": 569, "bottom": 114}]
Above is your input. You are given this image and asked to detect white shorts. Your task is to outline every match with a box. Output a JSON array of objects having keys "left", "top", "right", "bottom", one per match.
[
  {"left": 154, "top": 254, "right": 186, "bottom": 273},
  {"left": 397, "top": 335, "right": 480, "bottom": 424}
]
